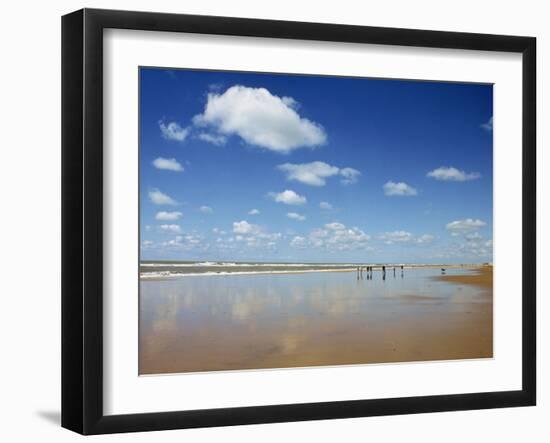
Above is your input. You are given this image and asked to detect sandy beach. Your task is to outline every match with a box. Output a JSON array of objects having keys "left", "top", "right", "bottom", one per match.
[
  {"left": 139, "top": 265, "right": 493, "bottom": 374},
  {"left": 433, "top": 265, "right": 493, "bottom": 288}
]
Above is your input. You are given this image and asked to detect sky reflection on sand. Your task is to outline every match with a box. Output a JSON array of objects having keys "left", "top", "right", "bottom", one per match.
[{"left": 139, "top": 268, "right": 492, "bottom": 375}]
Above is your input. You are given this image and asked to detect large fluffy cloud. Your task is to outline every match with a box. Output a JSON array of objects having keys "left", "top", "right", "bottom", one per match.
[
  {"left": 193, "top": 85, "right": 327, "bottom": 153},
  {"left": 427, "top": 166, "right": 480, "bottom": 181},
  {"left": 383, "top": 181, "right": 417, "bottom": 196},
  {"left": 277, "top": 161, "right": 360, "bottom": 186},
  {"left": 269, "top": 190, "right": 307, "bottom": 205}
]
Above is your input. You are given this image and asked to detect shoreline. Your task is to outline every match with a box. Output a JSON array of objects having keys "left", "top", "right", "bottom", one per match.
[{"left": 140, "top": 263, "right": 484, "bottom": 280}]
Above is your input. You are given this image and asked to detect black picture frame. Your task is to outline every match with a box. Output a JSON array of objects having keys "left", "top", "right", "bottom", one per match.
[{"left": 62, "top": 8, "right": 536, "bottom": 435}]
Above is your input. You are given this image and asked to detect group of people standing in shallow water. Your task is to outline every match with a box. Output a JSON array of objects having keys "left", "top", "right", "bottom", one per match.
[{"left": 357, "top": 265, "right": 404, "bottom": 280}]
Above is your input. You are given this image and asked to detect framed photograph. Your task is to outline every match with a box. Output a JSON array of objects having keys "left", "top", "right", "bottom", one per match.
[{"left": 62, "top": 8, "right": 536, "bottom": 435}]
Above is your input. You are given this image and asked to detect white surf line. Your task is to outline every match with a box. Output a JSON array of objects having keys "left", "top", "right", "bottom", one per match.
[{"left": 140, "top": 268, "right": 359, "bottom": 279}]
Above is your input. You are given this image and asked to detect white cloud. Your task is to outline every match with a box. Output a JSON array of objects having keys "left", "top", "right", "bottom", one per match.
[
  {"left": 277, "top": 161, "right": 360, "bottom": 186},
  {"left": 383, "top": 181, "right": 417, "bottom": 196},
  {"left": 481, "top": 116, "right": 493, "bottom": 131},
  {"left": 193, "top": 85, "right": 326, "bottom": 153},
  {"left": 416, "top": 234, "right": 435, "bottom": 244},
  {"left": 149, "top": 189, "right": 177, "bottom": 205},
  {"left": 198, "top": 132, "right": 227, "bottom": 146},
  {"left": 159, "top": 120, "right": 189, "bottom": 142},
  {"left": 159, "top": 224, "right": 181, "bottom": 234},
  {"left": 427, "top": 166, "right": 480, "bottom": 181},
  {"left": 291, "top": 222, "right": 371, "bottom": 251},
  {"left": 232, "top": 220, "right": 281, "bottom": 248},
  {"left": 155, "top": 211, "right": 182, "bottom": 221},
  {"left": 319, "top": 223, "right": 370, "bottom": 251},
  {"left": 277, "top": 161, "right": 338, "bottom": 186},
  {"left": 199, "top": 205, "right": 213, "bottom": 214},
  {"left": 325, "top": 222, "right": 346, "bottom": 231},
  {"left": 269, "top": 190, "right": 307, "bottom": 205},
  {"left": 465, "top": 232, "right": 483, "bottom": 240},
  {"left": 233, "top": 220, "right": 261, "bottom": 235},
  {"left": 340, "top": 167, "right": 361, "bottom": 185},
  {"left": 290, "top": 236, "right": 307, "bottom": 248},
  {"left": 319, "top": 201, "right": 333, "bottom": 210},
  {"left": 152, "top": 157, "right": 184, "bottom": 172},
  {"left": 248, "top": 209, "right": 260, "bottom": 215},
  {"left": 446, "top": 218, "right": 487, "bottom": 234},
  {"left": 287, "top": 212, "right": 306, "bottom": 221},
  {"left": 378, "top": 231, "right": 434, "bottom": 245},
  {"left": 160, "top": 233, "right": 207, "bottom": 252},
  {"left": 379, "top": 230, "right": 414, "bottom": 244}
]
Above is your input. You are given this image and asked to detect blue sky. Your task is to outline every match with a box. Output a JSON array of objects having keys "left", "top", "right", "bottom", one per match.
[{"left": 140, "top": 67, "right": 493, "bottom": 263}]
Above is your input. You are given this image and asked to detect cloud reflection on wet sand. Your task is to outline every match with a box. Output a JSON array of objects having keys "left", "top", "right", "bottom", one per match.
[{"left": 139, "top": 267, "right": 492, "bottom": 374}]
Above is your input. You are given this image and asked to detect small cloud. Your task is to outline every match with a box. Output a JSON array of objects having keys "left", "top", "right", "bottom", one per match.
[
  {"left": 290, "top": 236, "right": 308, "bottom": 248},
  {"left": 269, "top": 190, "right": 307, "bottom": 205},
  {"left": 155, "top": 211, "right": 182, "bottom": 221},
  {"left": 277, "top": 161, "right": 339, "bottom": 186},
  {"left": 319, "top": 201, "right": 333, "bottom": 210},
  {"left": 233, "top": 220, "right": 261, "bottom": 235},
  {"left": 198, "top": 133, "right": 227, "bottom": 146},
  {"left": 378, "top": 230, "right": 413, "bottom": 244},
  {"left": 383, "top": 181, "right": 417, "bottom": 196},
  {"left": 277, "top": 161, "right": 360, "bottom": 186},
  {"left": 149, "top": 189, "right": 177, "bottom": 205},
  {"left": 192, "top": 85, "right": 326, "bottom": 153},
  {"left": 340, "top": 167, "right": 361, "bottom": 185},
  {"left": 159, "top": 120, "right": 189, "bottom": 142},
  {"left": 159, "top": 224, "right": 181, "bottom": 234},
  {"left": 446, "top": 218, "right": 487, "bottom": 234},
  {"left": 301, "top": 222, "right": 371, "bottom": 251},
  {"left": 481, "top": 116, "right": 493, "bottom": 131},
  {"left": 378, "top": 231, "right": 434, "bottom": 245},
  {"left": 427, "top": 166, "right": 480, "bottom": 182},
  {"left": 199, "top": 205, "right": 213, "bottom": 214},
  {"left": 287, "top": 212, "right": 306, "bottom": 221},
  {"left": 248, "top": 209, "right": 260, "bottom": 215},
  {"left": 152, "top": 157, "right": 184, "bottom": 172},
  {"left": 465, "top": 232, "right": 483, "bottom": 240},
  {"left": 416, "top": 234, "right": 435, "bottom": 244}
]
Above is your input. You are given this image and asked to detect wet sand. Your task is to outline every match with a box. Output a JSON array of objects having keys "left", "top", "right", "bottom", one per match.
[
  {"left": 139, "top": 266, "right": 493, "bottom": 374},
  {"left": 433, "top": 265, "right": 493, "bottom": 289}
]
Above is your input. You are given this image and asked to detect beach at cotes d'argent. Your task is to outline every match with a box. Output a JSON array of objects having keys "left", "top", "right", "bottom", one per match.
[
  {"left": 139, "top": 263, "right": 492, "bottom": 374},
  {"left": 138, "top": 68, "right": 493, "bottom": 375}
]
